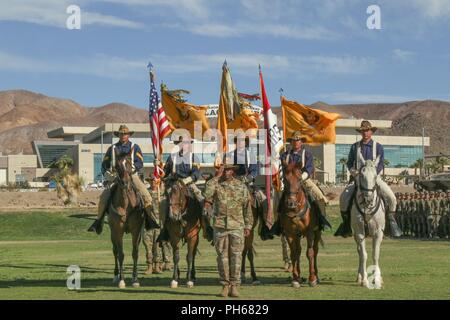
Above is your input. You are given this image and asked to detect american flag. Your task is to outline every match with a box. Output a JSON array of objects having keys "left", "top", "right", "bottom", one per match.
[{"left": 148, "top": 63, "right": 171, "bottom": 179}]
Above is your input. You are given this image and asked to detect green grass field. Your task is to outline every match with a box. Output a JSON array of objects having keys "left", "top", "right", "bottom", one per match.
[{"left": 0, "top": 206, "right": 449, "bottom": 300}]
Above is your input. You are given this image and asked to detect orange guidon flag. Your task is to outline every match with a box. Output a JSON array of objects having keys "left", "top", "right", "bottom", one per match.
[
  {"left": 218, "top": 61, "right": 259, "bottom": 152},
  {"left": 161, "top": 84, "right": 210, "bottom": 139},
  {"left": 281, "top": 96, "right": 341, "bottom": 144}
]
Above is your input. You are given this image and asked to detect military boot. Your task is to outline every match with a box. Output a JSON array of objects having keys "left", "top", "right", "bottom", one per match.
[
  {"left": 153, "top": 262, "right": 162, "bottom": 274},
  {"left": 229, "top": 285, "right": 240, "bottom": 298},
  {"left": 144, "top": 264, "right": 153, "bottom": 275},
  {"left": 334, "top": 211, "right": 352, "bottom": 238},
  {"left": 163, "top": 262, "right": 173, "bottom": 271},
  {"left": 386, "top": 212, "right": 402, "bottom": 238},
  {"left": 220, "top": 285, "right": 229, "bottom": 297}
]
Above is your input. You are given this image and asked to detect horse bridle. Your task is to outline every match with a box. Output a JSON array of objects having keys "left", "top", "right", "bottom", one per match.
[
  {"left": 169, "top": 180, "right": 189, "bottom": 220},
  {"left": 354, "top": 165, "right": 382, "bottom": 216},
  {"left": 284, "top": 180, "right": 310, "bottom": 219}
]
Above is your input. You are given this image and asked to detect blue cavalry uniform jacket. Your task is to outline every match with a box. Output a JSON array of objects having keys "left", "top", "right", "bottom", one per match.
[
  {"left": 101, "top": 141, "right": 144, "bottom": 175},
  {"left": 347, "top": 139, "right": 384, "bottom": 175},
  {"left": 164, "top": 152, "right": 201, "bottom": 181},
  {"left": 229, "top": 148, "right": 259, "bottom": 179},
  {"left": 280, "top": 147, "right": 314, "bottom": 177}
]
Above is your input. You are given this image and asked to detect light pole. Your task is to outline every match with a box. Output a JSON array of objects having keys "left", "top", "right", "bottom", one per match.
[
  {"left": 101, "top": 130, "right": 105, "bottom": 184},
  {"left": 421, "top": 127, "right": 425, "bottom": 177}
]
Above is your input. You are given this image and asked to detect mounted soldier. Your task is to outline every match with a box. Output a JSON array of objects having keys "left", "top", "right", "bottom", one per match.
[
  {"left": 157, "top": 134, "right": 213, "bottom": 242},
  {"left": 335, "top": 120, "right": 402, "bottom": 238},
  {"left": 276, "top": 131, "right": 331, "bottom": 231},
  {"left": 88, "top": 125, "right": 159, "bottom": 234}
]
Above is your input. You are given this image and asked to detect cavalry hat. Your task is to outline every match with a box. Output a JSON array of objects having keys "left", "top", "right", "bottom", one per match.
[
  {"left": 287, "top": 131, "right": 307, "bottom": 142},
  {"left": 114, "top": 125, "right": 134, "bottom": 137},
  {"left": 356, "top": 120, "right": 377, "bottom": 133}
]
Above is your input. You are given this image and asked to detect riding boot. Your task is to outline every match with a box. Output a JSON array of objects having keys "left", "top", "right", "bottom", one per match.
[
  {"left": 316, "top": 200, "right": 332, "bottom": 231},
  {"left": 87, "top": 216, "right": 104, "bottom": 235},
  {"left": 334, "top": 211, "right": 353, "bottom": 238},
  {"left": 268, "top": 219, "right": 282, "bottom": 237},
  {"left": 156, "top": 225, "right": 170, "bottom": 243},
  {"left": 145, "top": 207, "right": 160, "bottom": 230},
  {"left": 386, "top": 212, "right": 402, "bottom": 238}
]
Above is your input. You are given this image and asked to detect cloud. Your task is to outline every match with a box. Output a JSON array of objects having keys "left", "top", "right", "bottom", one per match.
[
  {"left": 0, "top": 0, "right": 143, "bottom": 29},
  {"left": 0, "top": 51, "right": 375, "bottom": 79},
  {"left": 410, "top": 0, "right": 450, "bottom": 19},
  {"left": 317, "top": 92, "right": 418, "bottom": 104},
  {"left": 393, "top": 49, "right": 416, "bottom": 62}
]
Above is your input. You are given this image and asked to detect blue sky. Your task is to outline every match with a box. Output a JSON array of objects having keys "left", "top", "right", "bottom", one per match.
[{"left": 1, "top": 0, "right": 450, "bottom": 108}]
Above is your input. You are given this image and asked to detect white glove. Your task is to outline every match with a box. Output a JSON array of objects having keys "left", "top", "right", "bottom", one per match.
[
  {"left": 182, "top": 176, "right": 194, "bottom": 185},
  {"left": 301, "top": 172, "right": 309, "bottom": 181},
  {"left": 104, "top": 170, "right": 116, "bottom": 182}
]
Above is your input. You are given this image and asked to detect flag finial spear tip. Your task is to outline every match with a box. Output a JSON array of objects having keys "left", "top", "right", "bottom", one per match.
[{"left": 147, "top": 61, "right": 153, "bottom": 69}]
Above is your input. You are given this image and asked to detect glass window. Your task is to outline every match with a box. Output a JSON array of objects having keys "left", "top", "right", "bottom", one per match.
[{"left": 93, "top": 153, "right": 103, "bottom": 183}]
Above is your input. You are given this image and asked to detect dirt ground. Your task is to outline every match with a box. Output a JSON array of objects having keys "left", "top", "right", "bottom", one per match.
[{"left": 0, "top": 184, "right": 416, "bottom": 211}]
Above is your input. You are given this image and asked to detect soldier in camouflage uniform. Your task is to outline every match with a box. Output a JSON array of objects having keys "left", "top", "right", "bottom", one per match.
[
  {"left": 395, "top": 193, "right": 403, "bottom": 234},
  {"left": 409, "top": 192, "right": 419, "bottom": 238},
  {"left": 440, "top": 192, "right": 450, "bottom": 238},
  {"left": 429, "top": 192, "right": 441, "bottom": 238},
  {"left": 204, "top": 163, "right": 253, "bottom": 298},
  {"left": 417, "top": 192, "right": 426, "bottom": 238},
  {"left": 402, "top": 193, "right": 410, "bottom": 236},
  {"left": 143, "top": 177, "right": 163, "bottom": 275},
  {"left": 423, "top": 192, "right": 432, "bottom": 238}
]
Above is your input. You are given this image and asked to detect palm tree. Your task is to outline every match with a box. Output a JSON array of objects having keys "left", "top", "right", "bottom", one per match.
[
  {"left": 383, "top": 159, "right": 390, "bottom": 178},
  {"left": 339, "top": 158, "right": 347, "bottom": 183},
  {"left": 51, "top": 155, "right": 83, "bottom": 205},
  {"left": 436, "top": 156, "right": 449, "bottom": 172},
  {"left": 409, "top": 159, "right": 423, "bottom": 176}
]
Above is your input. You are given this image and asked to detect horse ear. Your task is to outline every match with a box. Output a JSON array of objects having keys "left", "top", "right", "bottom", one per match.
[{"left": 374, "top": 156, "right": 380, "bottom": 168}]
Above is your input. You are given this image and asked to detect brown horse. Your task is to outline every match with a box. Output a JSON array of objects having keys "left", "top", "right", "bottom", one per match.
[
  {"left": 165, "top": 179, "right": 204, "bottom": 288},
  {"left": 108, "top": 154, "right": 144, "bottom": 289},
  {"left": 279, "top": 163, "right": 322, "bottom": 288}
]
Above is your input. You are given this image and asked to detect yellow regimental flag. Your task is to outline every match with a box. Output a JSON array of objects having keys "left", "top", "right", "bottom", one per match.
[
  {"left": 281, "top": 96, "right": 341, "bottom": 144},
  {"left": 218, "top": 62, "right": 259, "bottom": 152},
  {"left": 161, "top": 84, "right": 210, "bottom": 139}
]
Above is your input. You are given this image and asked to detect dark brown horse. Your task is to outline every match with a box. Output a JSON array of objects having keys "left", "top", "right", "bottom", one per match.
[
  {"left": 279, "top": 163, "right": 322, "bottom": 288},
  {"left": 108, "top": 154, "right": 144, "bottom": 289},
  {"left": 165, "top": 179, "right": 203, "bottom": 288}
]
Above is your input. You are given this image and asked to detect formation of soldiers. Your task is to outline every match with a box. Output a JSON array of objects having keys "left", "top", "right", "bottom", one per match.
[{"left": 396, "top": 191, "right": 450, "bottom": 239}]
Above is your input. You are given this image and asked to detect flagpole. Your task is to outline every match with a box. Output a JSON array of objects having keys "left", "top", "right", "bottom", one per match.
[{"left": 279, "top": 88, "right": 287, "bottom": 144}]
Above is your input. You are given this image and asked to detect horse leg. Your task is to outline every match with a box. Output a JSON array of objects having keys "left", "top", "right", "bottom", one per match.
[
  {"left": 313, "top": 230, "right": 321, "bottom": 284},
  {"left": 247, "top": 230, "right": 259, "bottom": 284},
  {"left": 130, "top": 215, "right": 142, "bottom": 288},
  {"left": 170, "top": 239, "right": 180, "bottom": 288},
  {"left": 186, "top": 233, "right": 199, "bottom": 288},
  {"left": 287, "top": 235, "right": 301, "bottom": 288},
  {"left": 372, "top": 227, "right": 383, "bottom": 289},
  {"left": 191, "top": 236, "right": 198, "bottom": 282},
  {"left": 354, "top": 233, "right": 368, "bottom": 287},
  {"left": 117, "top": 236, "right": 126, "bottom": 289},
  {"left": 112, "top": 242, "right": 119, "bottom": 284},
  {"left": 306, "top": 231, "right": 318, "bottom": 287}
]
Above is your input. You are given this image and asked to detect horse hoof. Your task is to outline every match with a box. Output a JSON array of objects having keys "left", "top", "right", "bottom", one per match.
[
  {"left": 170, "top": 280, "right": 178, "bottom": 288},
  {"left": 118, "top": 280, "right": 126, "bottom": 289},
  {"left": 252, "top": 280, "right": 261, "bottom": 285},
  {"left": 291, "top": 281, "right": 301, "bottom": 288},
  {"left": 309, "top": 280, "right": 318, "bottom": 287},
  {"left": 132, "top": 282, "right": 140, "bottom": 288},
  {"left": 362, "top": 279, "right": 369, "bottom": 288},
  {"left": 186, "top": 281, "right": 194, "bottom": 288}
]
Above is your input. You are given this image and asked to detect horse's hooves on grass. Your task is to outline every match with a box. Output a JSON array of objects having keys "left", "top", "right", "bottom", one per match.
[
  {"left": 291, "top": 281, "right": 301, "bottom": 288},
  {"left": 132, "top": 282, "right": 140, "bottom": 288},
  {"left": 309, "top": 280, "right": 318, "bottom": 287},
  {"left": 118, "top": 280, "right": 126, "bottom": 289},
  {"left": 186, "top": 281, "right": 194, "bottom": 288},
  {"left": 170, "top": 280, "right": 178, "bottom": 289},
  {"left": 252, "top": 280, "right": 261, "bottom": 285}
]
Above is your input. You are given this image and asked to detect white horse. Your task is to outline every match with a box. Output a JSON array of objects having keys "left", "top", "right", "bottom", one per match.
[{"left": 351, "top": 154, "right": 385, "bottom": 289}]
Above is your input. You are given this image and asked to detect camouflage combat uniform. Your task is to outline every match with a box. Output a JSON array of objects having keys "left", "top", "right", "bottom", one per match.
[
  {"left": 402, "top": 194, "right": 410, "bottom": 236},
  {"left": 142, "top": 189, "right": 163, "bottom": 270},
  {"left": 409, "top": 193, "right": 418, "bottom": 237},
  {"left": 204, "top": 175, "right": 253, "bottom": 288}
]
